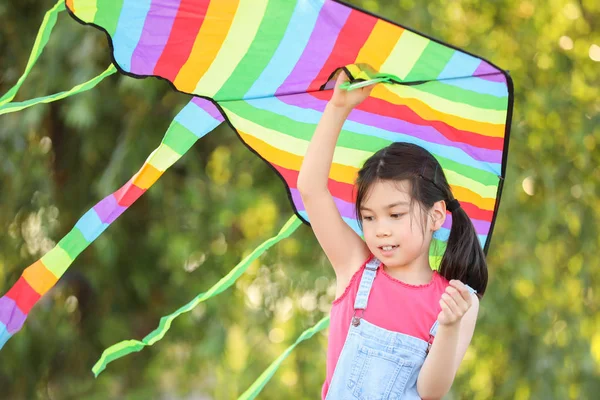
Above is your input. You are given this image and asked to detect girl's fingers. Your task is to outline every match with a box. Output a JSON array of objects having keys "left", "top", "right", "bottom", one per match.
[
  {"left": 446, "top": 286, "right": 470, "bottom": 312},
  {"left": 441, "top": 293, "right": 462, "bottom": 316},
  {"left": 449, "top": 280, "right": 473, "bottom": 305}
]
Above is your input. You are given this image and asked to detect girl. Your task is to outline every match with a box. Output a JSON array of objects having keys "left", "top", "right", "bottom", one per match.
[{"left": 297, "top": 71, "right": 487, "bottom": 400}]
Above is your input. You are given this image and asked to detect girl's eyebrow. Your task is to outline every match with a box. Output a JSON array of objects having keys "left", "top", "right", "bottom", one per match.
[
  {"left": 386, "top": 201, "right": 409, "bottom": 208},
  {"left": 360, "top": 201, "right": 409, "bottom": 211}
]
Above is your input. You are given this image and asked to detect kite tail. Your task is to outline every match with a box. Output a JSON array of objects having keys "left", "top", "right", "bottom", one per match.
[
  {"left": 92, "top": 215, "right": 302, "bottom": 376},
  {"left": 0, "top": 0, "right": 66, "bottom": 107},
  {"left": 0, "top": 98, "right": 224, "bottom": 348}
]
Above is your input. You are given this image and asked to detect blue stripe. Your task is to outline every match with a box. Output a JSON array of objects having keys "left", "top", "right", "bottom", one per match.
[
  {"left": 298, "top": 210, "right": 363, "bottom": 236},
  {"left": 438, "top": 52, "right": 481, "bottom": 79},
  {"left": 0, "top": 323, "right": 11, "bottom": 348},
  {"left": 75, "top": 209, "right": 109, "bottom": 242},
  {"left": 244, "top": 0, "right": 323, "bottom": 99},
  {"left": 434, "top": 227, "right": 487, "bottom": 245},
  {"left": 244, "top": 97, "right": 501, "bottom": 175},
  {"left": 112, "top": 0, "right": 153, "bottom": 72},
  {"left": 298, "top": 211, "right": 487, "bottom": 246},
  {"left": 175, "top": 101, "right": 222, "bottom": 139},
  {"left": 441, "top": 77, "right": 508, "bottom": 97}
]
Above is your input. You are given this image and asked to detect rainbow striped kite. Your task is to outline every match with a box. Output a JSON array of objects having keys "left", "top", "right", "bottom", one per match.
[{"left": 0, "top": 0, "right": 512, "bottom": 396}]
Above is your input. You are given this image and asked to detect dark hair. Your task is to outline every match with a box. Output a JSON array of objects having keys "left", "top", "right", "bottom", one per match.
[{"left": 355, "top": 142, "right": 488, "bottom": 296}]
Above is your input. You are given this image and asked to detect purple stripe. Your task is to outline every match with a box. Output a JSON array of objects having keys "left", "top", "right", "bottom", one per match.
[
  {"left": 277, "top": 93, "right": 501, "bottom": 164},
  {"left": 93, "top": 194, "right": 127, "bottom": 224},
  {"left": 290, "top": 188, "right": 355, "bottom": 219},
  {"left": 473, "top": 61, "right": 506, "bottom": 83},
  {"left": 0, "top": 296, "right": 27, "bottom": 333},
  {"left": 275, "top": 1, "right": 351, "bottom": 96},
  {"left": 291, "top": 188, "right": 489, "bottom": 235},
  {"left": 442, "top": 213, "right": 490, "bottom": 234},
  {"left": 192, "top": 97, "right": 225, "bottom": 121},
  {"left": 130, "top": 0, "right": 180, "bottom": 75}
]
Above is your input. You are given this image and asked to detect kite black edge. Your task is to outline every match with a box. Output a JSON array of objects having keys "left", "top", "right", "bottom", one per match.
[
  {"left": 65, "top": 5, "right": 314, "bottom": 230},
  {"left": 64, "top": 3, "right": 515, "bottom": 248}
]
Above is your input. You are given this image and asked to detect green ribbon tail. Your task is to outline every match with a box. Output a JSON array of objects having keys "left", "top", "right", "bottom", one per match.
[
  {"left": 0, "top": 65, "right": 117, "bottom": 115},
  {"left": 91, "top": 215, "right": 302, "bottom": 377},
  {"left": 238, "top": 316, "right": 331, "bottom": 400},
  {"left": 0, "top": 0, "right": 66, "bottom": 106}
]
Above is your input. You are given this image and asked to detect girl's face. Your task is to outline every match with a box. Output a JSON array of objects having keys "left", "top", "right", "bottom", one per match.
[{"left": 359, "top": 179, "right": 444, "bottom": 269}]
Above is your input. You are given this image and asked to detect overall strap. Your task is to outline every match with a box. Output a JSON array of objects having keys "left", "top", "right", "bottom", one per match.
[
  {"left": 426, "top": 284, "right": 478, "bottom": 353},
  {"left": 351, "top": 258, "right": 380, "bottom": 326}
]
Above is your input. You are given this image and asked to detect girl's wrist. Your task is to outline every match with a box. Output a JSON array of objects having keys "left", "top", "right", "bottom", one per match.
[{"left": 325, "top": 101, "right": 352, "bottom": 117}]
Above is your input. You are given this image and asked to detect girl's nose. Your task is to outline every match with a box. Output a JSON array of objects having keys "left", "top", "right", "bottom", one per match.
[{"left": 376, "top": 227, "right": 391, "bottom": 237}]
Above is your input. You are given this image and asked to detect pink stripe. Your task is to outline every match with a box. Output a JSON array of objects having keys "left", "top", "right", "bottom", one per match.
[
  {"left": 131, "top": 0, "right": 180, "bottom": 75},
  {"left": 275, "top": 1, "right": 351, "bottom": 96}
]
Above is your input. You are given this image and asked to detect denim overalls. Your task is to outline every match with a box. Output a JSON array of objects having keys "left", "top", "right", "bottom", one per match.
[{"left": 325, "top": 258, "right": 475, "bottom": 400}]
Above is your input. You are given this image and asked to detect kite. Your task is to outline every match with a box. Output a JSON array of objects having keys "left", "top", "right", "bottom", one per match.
[{"left": 0, "top": 0, "right": 513, "bottom": 396}]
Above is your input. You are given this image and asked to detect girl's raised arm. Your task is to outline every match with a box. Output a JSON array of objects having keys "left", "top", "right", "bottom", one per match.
[{"left": 297, "top": 72, "right": 374, "bottom": 282}]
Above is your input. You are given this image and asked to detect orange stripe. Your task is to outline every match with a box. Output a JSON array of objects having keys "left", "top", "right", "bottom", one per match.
[
  {"left": 22, "top": 260, "right": 58, "bottom": 296},
  {"left": 373, "top": 85, "right": 505, "bottom": 137},
  {"left": 173, "top": 0, "right": 240, "bottom": 92},
  {"left": 450, "top": 185, "right": 495, "bottom": 210},
  {"left": 133, "top": 163, "right": 163, "bottom": 190},
  {"left": 66, "top": 0, "right": 75, "bottom": 12},
  {"left": 239, "top": 129, "right": 494, "bottom": 211},
  {"left": 237, "top": 130, "right": 358, "bottom": 184},
  {"left": 354, "top": 20, "right": 403, "bottom": 71}
]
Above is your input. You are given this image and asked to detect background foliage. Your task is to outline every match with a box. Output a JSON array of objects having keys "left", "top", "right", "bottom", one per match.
[{"left": 1, "top": 0, "right": 599, "bottom": 398}]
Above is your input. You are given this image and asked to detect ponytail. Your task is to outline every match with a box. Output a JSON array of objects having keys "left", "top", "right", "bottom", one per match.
[{"left": 439, "top": 204, "right": 488, "bottom": 296}]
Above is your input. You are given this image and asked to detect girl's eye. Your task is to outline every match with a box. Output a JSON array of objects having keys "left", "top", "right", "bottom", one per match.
[
  {"left": 362, "top": 216, "right": 374, "bottom": 221},
  {"left": 391, "top": 213, "right": 405, "bottom": 219}
]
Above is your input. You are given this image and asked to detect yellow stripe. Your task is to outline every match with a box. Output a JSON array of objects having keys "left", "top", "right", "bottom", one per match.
[
  {"left": 450, "top": 185, "right": 495, "bottom": 210},
  {"left": 236, "top": 130, "right": 358, "bottom": 184},
  {"left": 380, "top": 30, "right": 429, "bottom": 80},
  {"left": 445, "top": 170, "right": 497, "bottom": 199},
  {"left": 72, "top": 0, "right": 97, "bottom": 22},
  {"left": 372, "top": 85, "right": 505, "bottom": 137},
  {"left": 380, "top": 84, "right": 507, "bottom": 125},
  {"left": 354, "top": 20, "right": 404, "bottom": 71},
  {"left": 174, "top": 0, "right": 240, "bottom": 93},
  {"left": 237, "top": 127, "right": 494, "bottom": 211},
  {"left": 194, "top": 0, "right": 269, "bottom": 96},
  {"left": 225, "top": 110, "right": 372, "bottom": 168}
]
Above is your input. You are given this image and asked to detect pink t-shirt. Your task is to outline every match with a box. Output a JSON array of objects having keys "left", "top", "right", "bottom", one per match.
[{"left": 322, "top": 257, "right": 450, "bottom": 399}]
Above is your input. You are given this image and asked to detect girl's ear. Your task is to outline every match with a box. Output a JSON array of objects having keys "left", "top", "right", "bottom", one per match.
[{"left": 430, "top": 200, "right": 447, "bottom": 231}]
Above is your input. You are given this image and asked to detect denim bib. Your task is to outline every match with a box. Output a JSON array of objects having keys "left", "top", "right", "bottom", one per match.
[{"left": 325, "top": 258, "right": 475, "bottom": 400}]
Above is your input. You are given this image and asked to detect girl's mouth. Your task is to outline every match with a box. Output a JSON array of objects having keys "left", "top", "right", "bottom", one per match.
[{"left": 379, "top": 245, "right": 398, "bottom": 255}]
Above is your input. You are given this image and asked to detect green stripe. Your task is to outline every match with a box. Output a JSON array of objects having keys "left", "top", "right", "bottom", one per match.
[
  {"left": 215, "top": 0, "right": 296, "bottom": 100},
  {"left": 404, "top": 42, "right": 455, "bottom": 83},
  {"left": 92, "top": 215, "right": 302, "bottom": 377},
  {"left": 238, "top": 316, "right": 330, "bottom": 400},
  {"left": 223, "top": 101, "right": 499, "bottom": 185},
  {"left": 0, "top": 0, "right": 66, "bottom": 106},
  {"left": 93, "top": 0, "right": 124, "bottom": 36},
  {"left": 161, "top": 121, "right": 201, "bottom": 154},
  {"left": 412, "top": 80, "right": 508, "bottom": 110},
  {"left": 0, "top": 65, "right": 116, "bottom": 115}
]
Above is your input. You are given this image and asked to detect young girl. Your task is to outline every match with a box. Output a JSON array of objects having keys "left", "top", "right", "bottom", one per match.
[{"left": 297, "top": 71, "right": 487, "bottom": 400}]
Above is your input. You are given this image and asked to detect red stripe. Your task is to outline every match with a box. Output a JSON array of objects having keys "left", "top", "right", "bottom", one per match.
[
  {"left": 461, "top": 202, "right": 493, "bottom": 221},
  {"left": 274, "top": 164, "right": 492, "bottom": 221},
  {"left": 153, "top": 0, "right": 211, "bottom": 83},
  {"left": 274, "top": 165, "right": 355, "bottom": 203},
  {"left": 308, "top": 10, "right": 377, "bottom": 92},
  {"left": 6, "top": 277, "right": 40, "bottom": 314},
  {"left": 114, "top": 180, "right": 146, "bottom": 207},
  {"left": 311, "top": 91, "right": 504, "bottom": 151}
]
